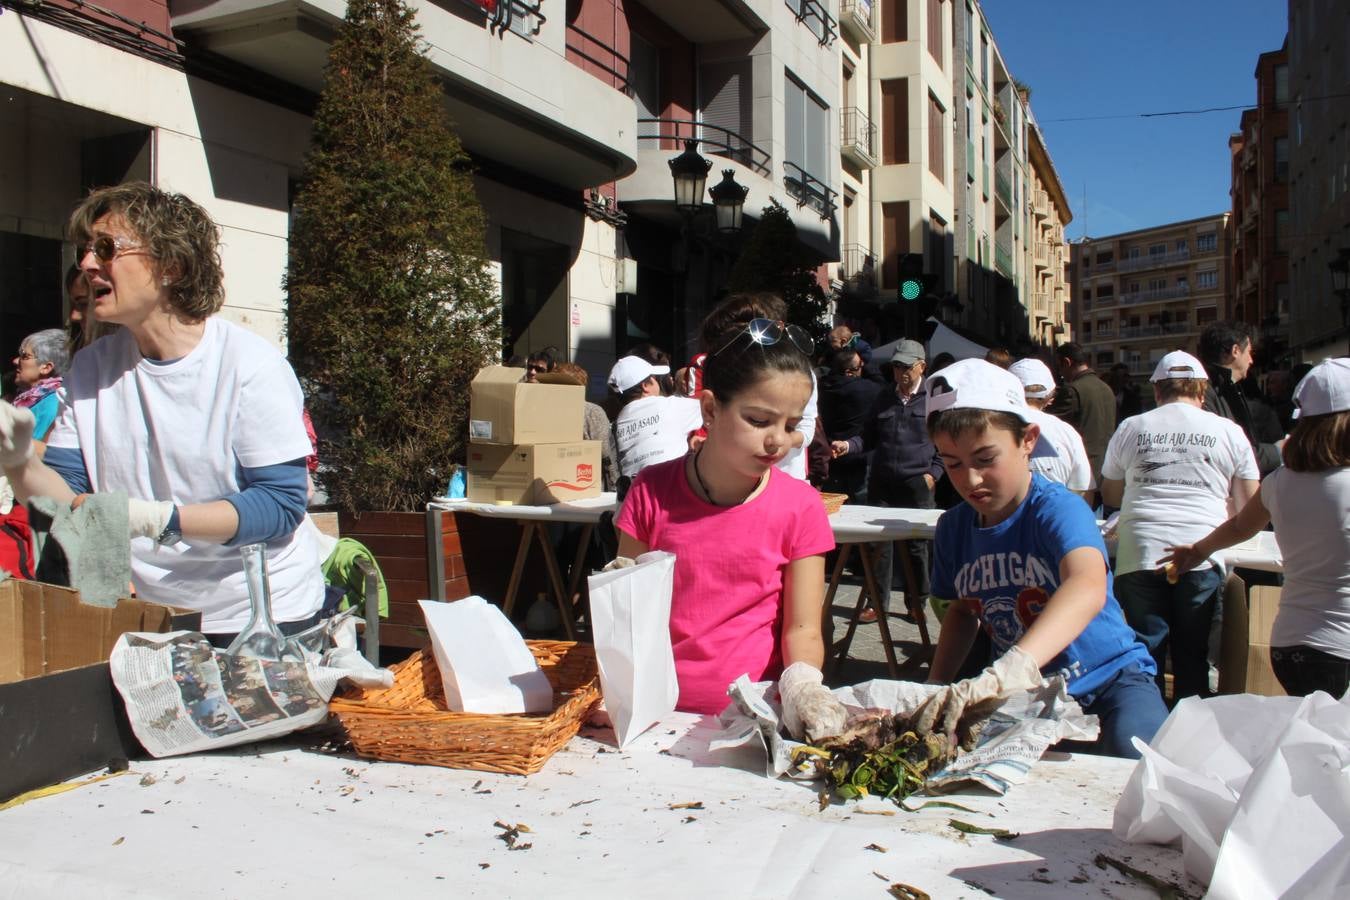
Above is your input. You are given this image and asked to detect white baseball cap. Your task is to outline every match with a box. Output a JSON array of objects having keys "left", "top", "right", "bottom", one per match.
[
  {"left": 1009, "top": 358, "right": 1056, "bottom": 399},
  {"left": 925, "top": 358, "right": 1057, "bottom": 457},
  {"left": 1149, "top": 350, "right": 1207, "bottom": 382},
  {"left": 608, "top": 356, "right": 670, "bottom": 393},
  {"left": 1292, "top": 357, "right": 1350, "bottom": 418}
]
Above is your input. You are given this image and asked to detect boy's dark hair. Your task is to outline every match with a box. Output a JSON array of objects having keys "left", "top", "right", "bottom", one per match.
[
  {"left": 929, "top": 351, "right": 956, "bottom": 373},
  {"left": 526, "top": 348, "right": 557, "bottom": 371},
  {"left": 1154, "top": 378, "right": 1209, "bottom": 403},
  {"left": 1054, "top": 342, "right": 1090, "bottom": 366},
  {"left": 829, "top": 346, "right": 861, "bottom": 375},
  {"left": 698, "top": 292, "right": 789, "bottom": 353},
  {"left": 927, "top": 408, "right": 1028, "bottom": 445},
  {"left": 700, "top": 293, "right": 811, "bottom": 402},
  {"left": 628, "top": 342, "right": 673, "bottom": 395},
  {"left": 1283, "top": 411, "right": 1350, "bottom": 472},
  {"left": 984, "top": 347, "right": 1013, "bottom": 369},
  {"left": 1198, "top": 321, "right": 1252, "bottom": 365}
]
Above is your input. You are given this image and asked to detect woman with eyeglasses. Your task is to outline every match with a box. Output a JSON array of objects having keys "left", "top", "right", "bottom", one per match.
[
  {"left": 614, "top": 295, "right": 846, "bottom": 742},
  {"left": 0, "top": 182, "right": 324, "bottom": 642},
  {"left": 11, "top": 329, "right": 70, "bottom": 446}
]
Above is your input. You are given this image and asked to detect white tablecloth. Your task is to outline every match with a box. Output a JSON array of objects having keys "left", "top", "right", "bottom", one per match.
[
  {"left": 0, "top": 714, "right": 1198, "bottom": 899},
  {"left": 431, "top": 493, "right": 618, "bottom": 524}
]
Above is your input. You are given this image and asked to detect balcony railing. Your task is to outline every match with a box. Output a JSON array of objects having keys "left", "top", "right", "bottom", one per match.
[
  {"left": 839, "top": 0, "right": 876, "bottom": 41},
  {"left": 838, "top": 243, "right": 875, "bottom": 281},
  {"left": 786, "top": 0, "right": 838, "bottom": 47},
  {"left": 564, "top": 22, "right": 630, "bottom": 94},
  {"left": 1034, "top": 241, "right": 1048, "bottom": 264},
  {"left": 1117, "top": 283, "right": 1192, "bottom": 306},
  {"left": 995, "top": 243, "right": 1014, "bottom": 276},
  {"left": 1033, "top": 189, "right": 1049, "bottom": 218},
  {"left": 1118, "top": 248, "right": 1190, "bottom": 272},
  {"left": 966, "top": 140, "right": 976, "bottom": 180},
  {"left": 1117, "top": 323, "right": 1193, "bottom": 340},
  {"left": 636, "top": 119, "right": 771, "bottom": 176},
  {"left": 1194, "top": 239, "right": 1219, "bottom": 256},
  {"left": 784, "top": 162, "right": 838, "bottom": 219},
  {"left": 840, "top": 107, "right": 878, "bottom": 168},
  {"left": 995, "top": 170, "right": 1012, "bottom": 209},
  {"left": 483, "top": 0, "right": 546, "bottom": 40}
]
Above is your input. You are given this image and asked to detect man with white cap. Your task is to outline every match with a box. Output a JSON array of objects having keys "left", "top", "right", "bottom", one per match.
[
  {"left": 1010, "top": 357, "right": 1095, "bottom": 503},
  {"left": 609, "top": 356, "right": 702, "bottom": 495},
  {"left": 1099, "top": 350, "right": 1259, "bottom": 702}
]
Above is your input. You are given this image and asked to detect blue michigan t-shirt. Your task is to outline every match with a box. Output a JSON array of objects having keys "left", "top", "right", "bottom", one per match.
[{"left": 931, "top": 474, "right": 1155, "bottom": 697}]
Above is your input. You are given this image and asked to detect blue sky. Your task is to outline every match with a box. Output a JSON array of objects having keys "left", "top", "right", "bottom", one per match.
[{"left": 981, "top": 0, "right": 1289, "bottom": 239}]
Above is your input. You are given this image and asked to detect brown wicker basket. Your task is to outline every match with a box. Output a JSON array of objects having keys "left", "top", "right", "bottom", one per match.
[
  {"left": 329, "top": 640, "right": 601, "bottom": 775},
  {"left": 819, "top": 492, "right": 848, "bottom": 516}
]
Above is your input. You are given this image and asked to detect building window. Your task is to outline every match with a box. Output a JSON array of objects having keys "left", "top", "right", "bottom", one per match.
[
  {"left": 881, "top": 78, "right": 910, "bottom": 164},
  {"left": 882, "top": 0, "right": 907, "bottom": 43},
  {"left": 1175, "top": 239, "right": 1187, "bottom": 254},
  {"left": 1096, "top": 250, "right": 1114, "bottom": 266},
  {"left": 1196, "top": 270, "right": 1218, "bottom": 290},
  {"left": 964, "top": 2, "right": 973, "bottom": 60},
  {"left": 1196, "top": 306, "right": 1218, "bottom": 325},
  {"left": 1274, "top": 64, "right": 1288, "bottom": 106},
  {"left": 785, "top": 72, "right": 830, "bottom": 206},
  {"left": 1196, "top": 233, "right": 1217, "bottom": 253},
  {"left": 928, "top": 92, "right": 945, "bottom": 181},
  {"left": 1274, "top": 137, "right": 1289, "bottom": 181},
  {"left": 927, "top": 0, "right": 943, "bottom": 65},
  {"left": 1097, "top": 284, "right": 1114, "bottom": 298},
  {"left": 980, "top": 32, "right": 988, "bottom": 88},
  {"left": 1097, "top": 318, "right": 1113, "bottom": 335},
  {"left": 881, "top": 200, "right": 910, "bottom": 288},
  {"left": 1148, "top": 277, "right": 1166, "bottom": 292},
  {"left": 1149, "top": 243, "right": 1166, "bottom": 257},
  {"left": 1274, "top": 209, "right": 1289, "bottom": 253}
]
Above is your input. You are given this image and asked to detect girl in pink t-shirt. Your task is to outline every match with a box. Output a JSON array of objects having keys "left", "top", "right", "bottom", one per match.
[{"left": 615, "top": 309, "right": 839, "bottom": 730}]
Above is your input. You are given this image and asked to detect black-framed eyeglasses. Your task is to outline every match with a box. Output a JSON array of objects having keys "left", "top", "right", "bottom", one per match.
[
  {"left": 78, "top": 235, "right": 143, "bottom": 264},
  {"left": 714, "top": 318, "right": 814, "bottom": 358}
]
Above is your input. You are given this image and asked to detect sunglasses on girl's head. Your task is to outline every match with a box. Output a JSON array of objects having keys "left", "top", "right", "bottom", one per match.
[
  {"left": 714, "top": 318, "right": 815, "bottom": 358},
  {"left": 78, "top": 235, "right": 142, "bottom": 263}
]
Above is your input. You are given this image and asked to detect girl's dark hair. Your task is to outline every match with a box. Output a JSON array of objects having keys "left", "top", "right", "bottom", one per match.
[
  {"left": 1282, "top": 410, "right": 1350, "bottom": 472},
  {"left": 927, "top": 408, "right": 1028, "bottom": 445},
  {"left": 699, "top": 294, "right": 811, "bottom": 403}
]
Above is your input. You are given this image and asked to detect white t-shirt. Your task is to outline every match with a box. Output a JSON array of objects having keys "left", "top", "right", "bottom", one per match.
[
  {"left": 1262, "top": 466, "right": 1350, "bottom": 657},
  {"left": 614, "top": 395, "right": 703, "bottom": 478},
  {"left": 1028, "top": 408, "right": 1093, "bottom": 492},
  {"left": 1102, "top": 401, "right": 1258, "bottom": 576},
  {"left": 48, "top": 317, "right": 325, "bottom": 631},
  {"left": 775, "top": 370, "right": 818, "bottom": 481}
]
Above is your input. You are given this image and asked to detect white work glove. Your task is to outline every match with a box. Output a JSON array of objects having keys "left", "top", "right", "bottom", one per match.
[
  {"left": 128, "top": 498, "right": 175, "bottom": 540},
  {"left": 778, "top": 661, "right": 848, "bottom": 743},
  {"left": 915, "top": 646, "right": 1042, "bottom": 747},
  {"left": 601, "top": 556, "right": 636, "bottom": 572},
  {"left": 0, "top": 401, "right": 35, "bottom": 469}
]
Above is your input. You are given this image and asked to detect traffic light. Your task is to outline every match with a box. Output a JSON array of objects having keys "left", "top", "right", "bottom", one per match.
[{"left": 898, "top": 252, "right": 926, "bottom": 302}]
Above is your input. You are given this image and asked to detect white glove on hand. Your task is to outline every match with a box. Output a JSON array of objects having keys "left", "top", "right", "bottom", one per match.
[
  {"left": 128, "top": 499, "right": 175, "bottom": 540},
  {"left": 601, "top": 556, "right": 636, "bottom": 572},
  {"left": 915, "top": 646, "right": 1042, "bottom": 746},
  {"left": 778, "top": 661, "right": 848, "bottom": 743},
  {"left": 0, "top": 401, "right": 36, "bottom": 469}
]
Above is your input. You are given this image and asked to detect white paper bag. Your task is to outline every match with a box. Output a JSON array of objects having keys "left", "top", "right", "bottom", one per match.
[
  {"left": 587, "top": 551, "right": 678, "bottom": 748},
  {"left": 418, "top": 597, "right": 552, "bottom": 714},
  {"left": 1114, "top": 691, "right": 1350, "bottom": 897}
]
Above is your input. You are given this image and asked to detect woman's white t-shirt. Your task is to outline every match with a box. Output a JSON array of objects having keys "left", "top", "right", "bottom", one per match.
[
  {"left": 1262, "top": 466, "right": 1350, "bottom": 657},
  {"left": 47, "top": 317, "right": 324, "bottom": 631},
  {"left": 1102, "top": 401, "right": 1258, "bottom": 576},
  {"left": 614, "top": 395, "right": 704, "bottom": 478}
]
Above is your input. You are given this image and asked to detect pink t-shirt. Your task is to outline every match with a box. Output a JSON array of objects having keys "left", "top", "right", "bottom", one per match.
[{"left": 616, "top": 457, "right": 836, "bottom": 714}]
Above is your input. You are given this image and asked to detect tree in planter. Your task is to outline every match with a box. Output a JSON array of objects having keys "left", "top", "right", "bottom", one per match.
[
  {"left": 725, "top": 199, "right": 830, "bottom": 343},
  {"left": 286, "top": 0, "right": 499, "bottom": 514}
]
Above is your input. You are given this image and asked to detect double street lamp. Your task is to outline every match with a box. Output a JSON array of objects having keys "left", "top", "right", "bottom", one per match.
[{"left": 667, "top": 140, "right": 748, "bottom": 234}]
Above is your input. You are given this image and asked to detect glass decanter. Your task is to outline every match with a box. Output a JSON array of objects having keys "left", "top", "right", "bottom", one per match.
[{"left": 227, "top": 543, "right": 305, "bottom": 662}]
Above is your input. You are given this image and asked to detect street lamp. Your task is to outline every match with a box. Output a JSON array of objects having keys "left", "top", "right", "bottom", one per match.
[
  {"left": 1329, "top": 247, "right": 1350, "bottom": 330},
  {"left": 668, "top": 140, "right": 711, "bottom": 215},
  {"left": 709, "top": 169, "right": 749, "bottom": 234}
]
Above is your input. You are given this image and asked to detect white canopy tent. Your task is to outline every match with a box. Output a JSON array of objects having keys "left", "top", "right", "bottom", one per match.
[{"left": 871, "top": 317, "right": 988, "bottom": 365}]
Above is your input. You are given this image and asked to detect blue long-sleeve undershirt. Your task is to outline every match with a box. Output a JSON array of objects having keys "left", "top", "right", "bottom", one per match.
[{"left": 44, "top": 447, "right": 308, "bottom": 545}]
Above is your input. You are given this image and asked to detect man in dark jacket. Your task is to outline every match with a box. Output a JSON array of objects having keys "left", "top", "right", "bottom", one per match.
[
  {"left": 1197, "top": 321, "right": 1283, "bottom": 476},
  {"left": 832, "top": 339, "right": 943, "bottom": 620},
  {"left": 818, "top": 346, "right": 880, "bottom": 502},
  {"left": 1046, "top": 341, "right": 1116, "bottom": 491}
]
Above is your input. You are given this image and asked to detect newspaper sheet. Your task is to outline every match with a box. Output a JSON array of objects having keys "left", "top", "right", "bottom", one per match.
[
  {"left": 711, "top": 676, "right": 1099, "bottom": 795},
  {"left": 109, "top": 617, "right": 391, "bottom": 758}
]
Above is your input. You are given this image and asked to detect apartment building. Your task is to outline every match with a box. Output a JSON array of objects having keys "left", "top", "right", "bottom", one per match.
[
  {"left": 1026, "top": 113, "right": 1073, "bottom": 346},
  {"left": 1286, "top": 0, "right": 1350, "bottom": 359},
  {"left": 617, "top": 0, "right": 841, "bottom": 362},
  {"left": 1228, "top": 40, "right": 1291, "bottom": 366},
  {"left": 1069, "top": 214, "right": 1230, "bottom": 378}
]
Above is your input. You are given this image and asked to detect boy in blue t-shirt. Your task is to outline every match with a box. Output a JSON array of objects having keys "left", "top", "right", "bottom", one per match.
[{"left": 918, "top": 359, "right": 1166, "bottom": 759}]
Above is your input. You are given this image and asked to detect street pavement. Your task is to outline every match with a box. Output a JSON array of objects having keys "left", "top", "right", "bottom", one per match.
[{"left": 826, "top": 564, "right": 942, "bottom": 688}]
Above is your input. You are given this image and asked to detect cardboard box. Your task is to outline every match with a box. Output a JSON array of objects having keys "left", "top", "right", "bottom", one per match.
[
  {"left": 0, "top": 581, "right": 201, "bottom": 801},
  {"left": 468, "top": 366, "right": 584, "bottom": 445},
  {"left": 467, "top": 442, "right": 601, "bottom": 505},
  {"left": 1245, "top": 585, "right": 1286, "bottom": 697}
]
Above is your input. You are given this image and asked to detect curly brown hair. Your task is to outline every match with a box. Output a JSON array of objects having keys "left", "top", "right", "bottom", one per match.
[{"left": 68, "top": 182, "right": 224, "bottom": 321}]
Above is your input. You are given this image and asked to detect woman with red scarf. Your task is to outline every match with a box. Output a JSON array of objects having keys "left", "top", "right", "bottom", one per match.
[{"left": 12, "top": 328, "right": 69, "bottom": 446}]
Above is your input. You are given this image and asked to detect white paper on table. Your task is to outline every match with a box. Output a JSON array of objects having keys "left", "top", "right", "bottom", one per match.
[
  {"left": 1113, "top": 691, "right": 1350, "bottom": 897},
  {"left": 586, "top": 550, "right": 679, "bottom": 748},
  {"left": 418, "top": 597, "right": 552, "bottom": 714}
]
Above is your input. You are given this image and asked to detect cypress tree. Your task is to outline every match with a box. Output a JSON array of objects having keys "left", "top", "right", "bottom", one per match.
[
  {"left": 286, "top": 0, "right": 499, "bottom": 514},
  {"left": 725, "top": 199, "right": 830, "bottom": 341}
]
